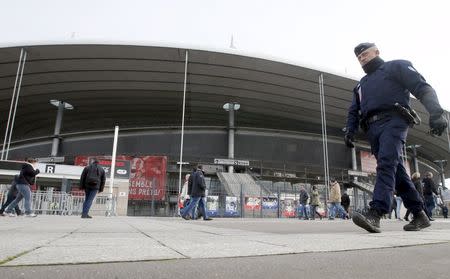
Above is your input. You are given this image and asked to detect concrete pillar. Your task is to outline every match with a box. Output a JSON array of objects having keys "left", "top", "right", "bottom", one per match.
[
  {"left": 51, "top": 101, "right": 65, "bottom": 157},
  {"left": 228, "top": 105, "right": 235, "bottom": 173}
]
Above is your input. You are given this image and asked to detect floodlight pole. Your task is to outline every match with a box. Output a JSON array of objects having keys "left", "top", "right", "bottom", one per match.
[
  {"left": 2, "top": 49, "right": 27, "bottom": 160},
  {"left": 177, "top": 50, "right": 189, "bottom": 214},
  {"left": 107, "top": 125, "right": 119, "bottom": 217},
  {"left": 319, "top": 73, "right": 329, "bottom": 211}
]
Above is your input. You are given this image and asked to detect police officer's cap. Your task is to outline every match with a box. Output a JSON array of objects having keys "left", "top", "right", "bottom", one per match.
[{"left": 354, "top": 42, "right": 376, "bottom": 56}]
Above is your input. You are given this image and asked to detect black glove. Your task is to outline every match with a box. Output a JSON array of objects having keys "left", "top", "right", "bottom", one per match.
[
  {"left": 430, "top": 114, "right": 448, "bottom": 136},
  {"left": 419, "top": 91, "right": 447, "bottom": 136},
  {"left": 344, "top": 133, "right": 355, "bottom": 148}
]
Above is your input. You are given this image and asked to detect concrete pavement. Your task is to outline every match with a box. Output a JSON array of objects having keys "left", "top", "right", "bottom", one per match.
[{"left": 1, "top": 216, "right": 449, "bottom": 278}]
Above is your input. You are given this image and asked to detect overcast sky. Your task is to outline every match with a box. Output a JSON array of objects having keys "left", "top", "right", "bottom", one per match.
[{"left": 1, "top": 0, "right": 449, "bottom": 110}]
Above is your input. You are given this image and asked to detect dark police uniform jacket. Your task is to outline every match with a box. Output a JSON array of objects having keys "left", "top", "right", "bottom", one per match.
[{"left": 346, "top": 60, "right": 432, "bottom": 134}]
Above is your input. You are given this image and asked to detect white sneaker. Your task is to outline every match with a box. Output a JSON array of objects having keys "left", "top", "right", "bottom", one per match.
[
  {"left": 7, "top": 213, "right": 17, "bottom": 217},
  {"left": 25, "top": 213, "right": 37, "bottom": 217}
]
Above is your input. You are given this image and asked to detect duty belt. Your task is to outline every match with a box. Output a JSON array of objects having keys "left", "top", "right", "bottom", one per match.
[{"left": 366, "top": 112, "right": 394, "bottom": 124}]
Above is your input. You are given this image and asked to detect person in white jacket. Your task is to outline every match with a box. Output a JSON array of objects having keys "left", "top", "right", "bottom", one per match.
[{"left": 179, "top": 174, "right": 191, "bottom": 215}]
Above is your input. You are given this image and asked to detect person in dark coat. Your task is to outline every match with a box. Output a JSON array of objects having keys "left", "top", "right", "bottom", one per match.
[
  {"left": 80, "top": 158, "right": 106, "bottom": 218},
  {"left": 4, "top": 158, "right": 40, "bottom": 217},
  {"left": 341, "top": 190, "right": 351, "bottom": 215},
  {"left": 440, "top": 204, "right": 448, "bottom": 218},
  {"left": 404, "top": 172, "right": 431, "bottom": 221},
  {"left": 180, "top": 165, "right": 212, "bottom": 221},
  {"left": 345, "top": 42, "right": 446, "bottom": 233},
  {"left": 298, "top": 186, "right": 309, "bottom": 220},
  {"left": 0, "top": 175, "right": 22, "bottom": 216},
  {"left": 422, "top": 172, "right": 439, "bottom": 220},
  {"left": 388, "top": 193, "right": 397, "bottom": 219}
]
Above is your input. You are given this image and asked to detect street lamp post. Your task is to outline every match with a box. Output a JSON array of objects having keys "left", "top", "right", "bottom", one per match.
[
  {"left": 49, "top": 100, "right": 74, "bottom": 157},
  {"left": 223, "top": 102, "right": 240, "bottom": 173}
]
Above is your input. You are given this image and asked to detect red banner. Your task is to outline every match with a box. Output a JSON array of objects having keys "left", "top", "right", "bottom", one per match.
[{"left": 75, "top": 155, "right": 167, "bottom": 200}]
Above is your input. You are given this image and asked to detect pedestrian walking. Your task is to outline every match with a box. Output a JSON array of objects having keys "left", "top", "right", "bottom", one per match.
[
  {"left": 328, "top": 179, "right": 347, "bottom": 220},
  {"left": 341, "top": 190, "right": 351, "bottom": 217},
  {"left": 181, "top": 165, "right": 212, "bottom": 221},
  {"left": 0, "top": 175, "right": 22, "bottom": 216},
  {"left": 79, "top": 158, "right": 106, "bottom": 218},
  {"left": 388, "top": 193, "right": 397, "bottom": 219},
  {"left": 345, "top": 42, "right": 447, "bottom": 232},
  {"left": 309, "top": 185, "right": 322, "bottom": 220},
  {"left": 179, "top": 173, "right": 190, "bottom": 213},
  {"left": 404, "top": 172, "right": 431, "bottom": 221},
  {"left": 298, "top": 186, "right": 309, "bottom": 220},
  {"left": 4, "top": 158, "right": 40, "bottom": 217},
  {"left": 422, "top": 172, "right": 439, "bottom": 220},
  {"left": 395, "top": 192, "right": 403, "bottom": 221}
]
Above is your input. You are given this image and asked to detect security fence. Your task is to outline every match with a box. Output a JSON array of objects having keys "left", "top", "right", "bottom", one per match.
[
  {"left": 0, "top": 189, "right": 117, "bottom": 216},
  {"left": 151, "top": 172, "right": 374, "bottom": 218}
]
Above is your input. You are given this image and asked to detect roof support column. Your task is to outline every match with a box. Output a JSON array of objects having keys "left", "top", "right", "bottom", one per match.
[
  {"left": 223, "top": 102, "right": 240, "bottom": 173},
  {"left": 51, "top": 102, "right": 65, "bottom": 156}
]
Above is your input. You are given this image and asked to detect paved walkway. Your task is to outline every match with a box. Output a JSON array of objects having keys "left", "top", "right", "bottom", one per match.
[{"left": 1, "top": 216, "right": 450, "bottom": 267}]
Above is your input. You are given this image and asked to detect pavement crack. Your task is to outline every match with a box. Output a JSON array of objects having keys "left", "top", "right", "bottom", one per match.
[
  {"left": 0, "top": 250, "right": 33, "bottom": 265},
  {"left": 0, "top": 224, "right": 88, "bottom": 266},
  {"left": 251, "top": 240, "right": 288, "bottom": 248},
  {"left": 197, "top": 230, "right": 222, "bottom": 235},
  {"left": 123, "top": 220, "right": 190, "bottom": 259}
]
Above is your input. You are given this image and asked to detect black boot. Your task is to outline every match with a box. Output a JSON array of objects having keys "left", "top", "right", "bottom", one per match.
[
  {"left": 403, "top": 210, "right": 431, "bottom": 231},
  {"left": 352, "top": 208, "right": 381, "bottom": 233}
]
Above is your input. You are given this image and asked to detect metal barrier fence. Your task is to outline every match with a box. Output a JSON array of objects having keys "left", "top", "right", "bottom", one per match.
[
  {"left": 0, "top": 190, "right": 117, "bottom": 216},
  {"left": 175, "top": 183, "right": 341, "bottom": 219},
  {"left": 175, "top": 183, "right": 449, "bottom": 219}
]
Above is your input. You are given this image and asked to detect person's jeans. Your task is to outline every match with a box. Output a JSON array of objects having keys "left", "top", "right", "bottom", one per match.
[
  {"left": 180, "top": 199, "right": 190, "bottom": 216},
  {"left": 182, "top": 196, "right": 201, "bottom": 218},
  {"left": 82, "top": 189, "right": 98, "bottom": 216},
  {"left": 329, "top": 202, "right": 346, "bottom": 219},
  {"left": 424, "top": 195, "right": 435, "bottom": 218},
  {"left": 395, "top": 196, "right": 403, "bottom": 219},
  {"left": 5, "top": 184, "right": 32, "bottom": 214},
  {"left": 310, "top": 205, "right": 321, "bottom": 219},
  {"left": 299, "top": 203, "right": 308, "bottom": 219},
  {"left": 181, "top": 196, "right": 209, "bottom": 219},
  {"left": 0, "top": 190, "right": 22, "bottom": 215},
  {"left": 195, "top": 197, "right": 208, "bottom": 220}
]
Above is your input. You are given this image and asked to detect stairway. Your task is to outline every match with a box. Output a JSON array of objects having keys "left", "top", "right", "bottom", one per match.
[{"left": 217, "top": 172, "right": 271, "bottom": 197}]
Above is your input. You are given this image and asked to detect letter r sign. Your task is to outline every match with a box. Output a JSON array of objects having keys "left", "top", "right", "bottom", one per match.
[{"left": 45, "top": 164, "right": 56, "bottom": 173}]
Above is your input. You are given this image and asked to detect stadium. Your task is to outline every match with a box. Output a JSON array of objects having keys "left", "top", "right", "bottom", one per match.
[{"left": 0, "top": 44, "right": 449, "bottom": 217}]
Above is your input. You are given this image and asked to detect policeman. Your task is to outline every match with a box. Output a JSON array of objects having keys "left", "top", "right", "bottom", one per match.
[{"left": 345, "top": 42, "right": 447, "bottom": 233}]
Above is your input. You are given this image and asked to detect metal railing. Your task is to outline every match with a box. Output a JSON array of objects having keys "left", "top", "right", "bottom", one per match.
[{"left": 0, "top": 190, "right": 117, "bottom": 216}]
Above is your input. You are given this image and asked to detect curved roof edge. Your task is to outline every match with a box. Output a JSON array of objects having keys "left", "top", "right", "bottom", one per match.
[{"left": 0, "top": 39, "right": 361, "bottom": 82}]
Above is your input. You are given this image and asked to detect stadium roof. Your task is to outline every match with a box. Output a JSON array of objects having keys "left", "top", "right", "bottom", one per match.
[{"left": 0, "top": 44, "right": 448, "bottom": 164}]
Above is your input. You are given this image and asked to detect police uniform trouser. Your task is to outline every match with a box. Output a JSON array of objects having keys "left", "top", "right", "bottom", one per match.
[{"left": 367, "top": 115, "right": 423, "bottom": 214}]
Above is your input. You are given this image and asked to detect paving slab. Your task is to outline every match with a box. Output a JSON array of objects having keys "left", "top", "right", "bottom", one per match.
[{"left": 1, "top": 216, "right": 449, "bottom": 266}]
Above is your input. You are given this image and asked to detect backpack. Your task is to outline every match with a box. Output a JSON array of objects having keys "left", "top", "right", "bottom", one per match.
[{"left": 86, "top": 165, "right": 101, "bottom": 186}]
